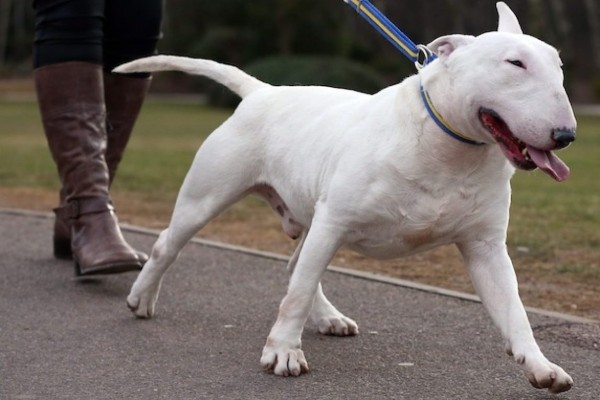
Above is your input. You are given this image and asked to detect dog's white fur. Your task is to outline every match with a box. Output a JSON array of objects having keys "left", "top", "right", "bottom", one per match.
[{"left": 115, "top": 3, "right": 576, "bottom": 393}]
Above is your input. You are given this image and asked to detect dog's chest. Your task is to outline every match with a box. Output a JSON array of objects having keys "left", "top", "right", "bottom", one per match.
[{"left": 344, "top": 181, "right": 482, "bottom": 259}]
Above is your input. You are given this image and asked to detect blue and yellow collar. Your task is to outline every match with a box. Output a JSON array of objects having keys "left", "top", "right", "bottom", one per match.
[{"left": 420, "top": 85, "right": 485, "bottom": 146}]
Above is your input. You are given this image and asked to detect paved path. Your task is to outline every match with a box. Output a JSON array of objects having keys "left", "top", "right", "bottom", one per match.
[{"left": 1, "top": 210, "right": 598, "bottom": 399}]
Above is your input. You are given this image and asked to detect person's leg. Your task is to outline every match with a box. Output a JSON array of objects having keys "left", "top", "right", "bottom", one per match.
[
  {"left": 33, "top": 0, "right": 143, "bottom": 274},
  {"left": 33, "top": 0, "right": 104, "bottom": 69},
  {"left": 103, "top": 0, "right": 162, "bottom": 186}
]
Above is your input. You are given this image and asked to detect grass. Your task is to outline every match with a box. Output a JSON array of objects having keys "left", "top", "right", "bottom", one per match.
[
  {"left": 509, "top": 116, "right": 600, "bottom": 250},
  {"left": 0, "top": 97, "right": 598, "bottom": 319}
]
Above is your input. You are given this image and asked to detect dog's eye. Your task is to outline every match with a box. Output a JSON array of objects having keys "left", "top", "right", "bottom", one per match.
[{"left": 507, "top": 59, "right": 526, "bottom": 69}]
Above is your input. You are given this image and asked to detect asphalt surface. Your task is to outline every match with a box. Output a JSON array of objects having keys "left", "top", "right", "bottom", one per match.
[{"left": 1, "top": 209, "right": 598, "bottom": 400}]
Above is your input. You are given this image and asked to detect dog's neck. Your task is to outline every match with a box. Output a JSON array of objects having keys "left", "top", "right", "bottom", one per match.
[
  {"left": 394, "top": 75, "right": 512, "bottom": 180},
  {"left": 419, "top": 83, "right": 484, "bottom": 146},
  {"left": 417, "top": 61, "right": 492, "bottom": 147}
]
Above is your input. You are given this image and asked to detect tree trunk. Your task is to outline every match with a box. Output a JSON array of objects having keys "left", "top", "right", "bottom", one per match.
[
  {"left": 0, "top": 0, "right": 12, "bottom": 65},
  {"left": 583, "top": 0, "right": 600, "bottom": 73}
]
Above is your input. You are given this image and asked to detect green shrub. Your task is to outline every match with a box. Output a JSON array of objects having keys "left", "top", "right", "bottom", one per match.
[{"left": 208, "top": 55, "right": 387, "bottom": 107}]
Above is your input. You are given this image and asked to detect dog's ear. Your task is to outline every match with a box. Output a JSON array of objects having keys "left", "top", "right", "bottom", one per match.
[
  {"left": 428, "top": 35, "right": 475, "bottom": 59},
  {"left": 497, "top": 2, "right": 523, "bottom": 34}
]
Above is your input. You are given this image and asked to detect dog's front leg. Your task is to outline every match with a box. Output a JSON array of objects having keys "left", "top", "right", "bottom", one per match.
[
  {"left": 261, "top": 217, "right": 345, "bottom": 376},
  {"left": 458, "top": 240, "right": 573, "bottom": 393}
]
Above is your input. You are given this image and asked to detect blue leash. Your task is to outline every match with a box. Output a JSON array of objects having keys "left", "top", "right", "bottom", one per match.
[
  {"left": 343, "top": 0, "right": 484, "bottom": 146},
  {"left": 343, "top": 0, "right": 436, "bottom": 69}
]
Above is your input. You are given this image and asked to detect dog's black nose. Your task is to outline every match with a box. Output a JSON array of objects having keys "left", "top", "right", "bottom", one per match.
[{"left": 552, "top": 128, "right": 576, "bottom": 149}]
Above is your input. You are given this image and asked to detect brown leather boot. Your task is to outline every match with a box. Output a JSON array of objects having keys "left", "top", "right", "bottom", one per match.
[
  {"left": 35, "top": 61, "right": 143, "bottom": 275},
  {"left": 51, "top": 73, "right": 151, "bottom": 263},
  {"left": 53, "top": 193, "right": 148, "bottom": 266},
  {"left": 104, "top": 72, "right": 151, "bottom": 186}
]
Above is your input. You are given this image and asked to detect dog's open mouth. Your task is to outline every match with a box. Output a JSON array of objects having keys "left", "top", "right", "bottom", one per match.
[{"left": 478, "top": 108, "right": 570, "bottom": 181}]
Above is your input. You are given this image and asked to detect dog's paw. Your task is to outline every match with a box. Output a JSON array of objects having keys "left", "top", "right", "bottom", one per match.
[
  {"left": 126, "top": 283, "right": 160, "bottom": 319},
  {"left": 309, "top": 303, "right": 359, "bottom": 336},
  {"left": 518, "top": 355, "right": 573, "bottom": 393},
  {"left": 314, "top": 315, "right": 359, "bottom": 336},
  {"left": 260, "top": 338, "right": 309, "bottom": 377}
]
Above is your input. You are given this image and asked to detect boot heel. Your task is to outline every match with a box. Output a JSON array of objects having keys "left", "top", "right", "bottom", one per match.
[
  {"left": 53, "top": 236, "right": 73, "bottom": 260},
  {"left": 73, "top": 259, "right": 82, "bottom": 276}
]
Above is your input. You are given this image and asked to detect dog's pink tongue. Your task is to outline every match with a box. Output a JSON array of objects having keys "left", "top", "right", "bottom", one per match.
[{"left": 527, "top": 146, "right": 570, "bottom": 182}]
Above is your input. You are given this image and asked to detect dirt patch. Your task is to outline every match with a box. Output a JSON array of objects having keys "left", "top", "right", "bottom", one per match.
[{"left": 1, "top": 186, "right": 598, "bottom": 321}]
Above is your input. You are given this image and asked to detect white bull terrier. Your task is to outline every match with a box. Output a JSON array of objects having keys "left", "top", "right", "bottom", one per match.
[{"left": 115, "top": 2, "right": 576, "bottom": 393}]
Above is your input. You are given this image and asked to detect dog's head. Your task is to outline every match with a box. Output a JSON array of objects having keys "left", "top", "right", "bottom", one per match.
[{"left": 423, "top": 2, "right": 576, "bottom": 181}]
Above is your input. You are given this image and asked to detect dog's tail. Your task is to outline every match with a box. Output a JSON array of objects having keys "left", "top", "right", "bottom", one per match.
[{"left": 113, "top": 55, "right": 269, "bottom": 98}]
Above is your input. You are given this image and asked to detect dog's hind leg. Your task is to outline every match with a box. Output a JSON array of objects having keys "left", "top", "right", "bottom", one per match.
[
  {"left": 310, "top": 284, "right": 359, "bottom": 336},
  {"left": 127, "top": 127, "right": 258, "bottom": 318},
  {"left": 286, "top": 232, "right": 359, "bottom": 337}
]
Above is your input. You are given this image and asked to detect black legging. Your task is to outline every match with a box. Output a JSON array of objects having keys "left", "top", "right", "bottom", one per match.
[{"left": 33, "top": 0, "right": 162, "bottom": 74}]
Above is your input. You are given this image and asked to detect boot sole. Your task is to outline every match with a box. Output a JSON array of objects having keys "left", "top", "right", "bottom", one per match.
[
  {"left": 57, "top": 235, "right": 148, "bottom": 266},
  {"left": 55, "top": 238, "right": 148, "bottom": 265},
  {"left": 74, "top": 259, "right": 143, "bottom": 276}
]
